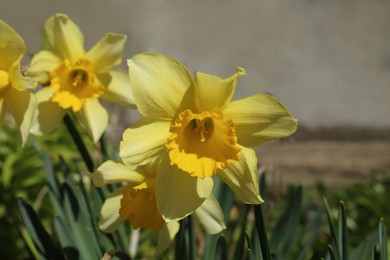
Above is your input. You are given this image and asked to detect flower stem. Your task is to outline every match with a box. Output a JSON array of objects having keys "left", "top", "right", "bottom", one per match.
[{"left": 63, "top": 114, "right": 94, "bottom": 172}]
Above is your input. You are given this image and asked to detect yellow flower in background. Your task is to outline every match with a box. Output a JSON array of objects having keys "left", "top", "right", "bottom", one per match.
[
  {"left": 122, "top": 52, "right": 297, "bottom": 221},
  {"left": 91, "top": 157, "right": 225, "bottom": 254},
  {"left": 26, "top": 14, "right": 135, "bottom": 142},
  {"left": 0, "top": 20, "right": 36, "bottom": 144}
]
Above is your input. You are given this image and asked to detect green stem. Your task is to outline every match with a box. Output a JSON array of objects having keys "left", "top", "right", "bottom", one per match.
[{"left": 63, "top": 114, "right": 94, "bottom": 172}]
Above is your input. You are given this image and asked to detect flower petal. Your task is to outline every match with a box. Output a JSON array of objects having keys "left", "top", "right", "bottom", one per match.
[
  {"left": 216, "top": 146, "right": 263, "bottom": 204},
  {"left": 99, "top": 70, "right": 136, "bottom": 108},
  {"left": 91, "top": 160, "right": 145, "bottom": 187},
  {"left": 194, "top": 193, "right": 225, "bottom": 234},
  {"left": 75, "top": 98, "right": 108, "bottom": 143},
  {"left": 194, "top": 67, "right": 245, "bottom": 112},
  {"left": 4, "top": 86, "right": 36, "bottom": 145},
  {"left": 8, "top": 62, "right": 36, "bottom": 91},
  {"left": 99, "top": 187, "right": 125, "bottom": 233},
  {"left": 156, "top": 155, "right": 214, "bottom": 222},
  {"left": 30, "top": 87, "right": 66, "bottom": 135},
  {"left": 45, "top": 14, "right": 84, "bottom": 62},
  {"left": 128, "top": 52, "right": 194, "bottom": 117},
  {"left": 0, "top": 20, "right": 25, "bottom": 70},
  {"left": 223, "top": 93, "right": 298, "bottom": 147},
  {"left": 26, "top": 50, "right": 62, "bottom": 84},
  {"left": 86, "top": 33, "right": 127, "bottom": 73},
  {"left": 119, "top": 118, "right": 170, "bottom": 168},
  {"left": 156, "top": 221, "right": 180, "bottom": 255}
]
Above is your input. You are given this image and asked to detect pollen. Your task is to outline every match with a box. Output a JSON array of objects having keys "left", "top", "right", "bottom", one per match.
[
  {"left": 166, "top": 109, "right": 240, "bottom": 179},
  {"left": 49, "top": 59, "right": 105, "bottom": 111}
]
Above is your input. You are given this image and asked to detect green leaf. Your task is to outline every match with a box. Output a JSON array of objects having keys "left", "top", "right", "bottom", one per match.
[
  {"left": 17, "top": 198, "right": 65, "bottom": 259},
  {"left": 378, "top": 218, "right": 387, "bottom": 260},
  {"left": 296, "top": 208, "right": 325, "bottom": 260},
  {"left": 269, "top": 186, "right": 303, "bottom": 258},
  {"left": 215, "top": 236, "right": 227, "bottom": 260},
  {"left": 338, "top": 201, "right": 348, "bottom": 260},
  {"left": 233, "top": 204, "right": 251, "bottom": 260},
  {"left": 323, "top": 197, "right": 340, "bottom": 259},
  {"left": 254, "top": 204, "right": 271, "bottom": 260},
  {"left": 350, "top": 231, "right": 378, "bottom": 260},
  {"left": 54, "top": 216, "right": 79, "bottom": 259}
]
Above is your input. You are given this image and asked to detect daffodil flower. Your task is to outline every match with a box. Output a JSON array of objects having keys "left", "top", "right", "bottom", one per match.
[
  {"left": 122, "top": 52, "right": 298, "bottom": 221},
  {"left": 26, "top": 14, "right": 135, "bottom": 142},
  {"left": 91, "top": 157, "right": 225, "bottom": 255},
  {"left": 0, "top": 20, "right": 36, "bottom": 144}
]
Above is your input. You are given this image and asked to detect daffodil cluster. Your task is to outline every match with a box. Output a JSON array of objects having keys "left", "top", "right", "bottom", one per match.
[
  {"left": 93, "top": 52, "right": 297, "bottom": 253},
  {"left": 0, "top": 14, "right": 135, "bottom": 145}
]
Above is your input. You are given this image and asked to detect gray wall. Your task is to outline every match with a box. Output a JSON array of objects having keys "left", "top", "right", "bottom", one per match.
[{"left": 2, "top": 0, "right": 390, "bottom": 130}]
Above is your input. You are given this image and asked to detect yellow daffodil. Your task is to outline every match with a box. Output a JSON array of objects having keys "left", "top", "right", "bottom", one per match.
[
  {"left": 122, "top": 52, "right": 297, "bottom": 221},
  {"left": 0, "top": 20, "right": 36, "bottom": 144},
  {"left": 26, "top": 14, "right": 135, "bottom": 142},
  {"left": 91, "top": 156, "right": 225, "bottom": 255}
]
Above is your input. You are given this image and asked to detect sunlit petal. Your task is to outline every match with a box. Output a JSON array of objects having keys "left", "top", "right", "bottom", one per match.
[
  {"left": 75, "top": 98, "right": 108, "bottom": 143},
  {"left": 99, "top": 70, "right": 136, "bottom": 108},
  {"left": 45, "top": 14, "right": 84, "bottom": 62},
  {"left": 8, "top": 62, "right": 36, "bottom": 91},
  {"left": 26, "top": 50, "right": 62, "bottom": 84},
  {"left": 128, "top": 52, "right": 194, "bottom": 117},
  {"left": 156, "top": 155, "right": 214, "bottom": 221},
  {"left": 194, "top": 67, "right": 245, "bottom": 112},
  {"left": 30, "top": 87, "right": 66, "bottom": 135},
  {"left": 120, "top": 118, "right": 170, "bottom": 168},
  {"left": 91, "top": 160, "right": 145, "bottom": 187},
  {"left": 0, "top": 20, "right": 25, "bottom": 70},
  {"left": 223, "top": 93, "right": 298, "bottom": 147},
  {"left": 216, "top": 146, "right": 263, "bottom": 204},
  {"left": 86, "top": 33, "right": 126, "bottom": 73},
  {"left": 194, "top": 194, "right": 225, "bottom": 234},
  {"left": 99, "top": 187, "right": 125, "bottom": 233},
  {"left": 156, "top": 222, "right": 180, "bottom": 255},
  {"left": 4, "top": 87, "right": 36, "bottom": 144}
]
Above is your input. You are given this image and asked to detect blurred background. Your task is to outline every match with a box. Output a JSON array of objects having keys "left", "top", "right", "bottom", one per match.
[{"left": 1, "top": 0, "right": 390, "bottom": 188}]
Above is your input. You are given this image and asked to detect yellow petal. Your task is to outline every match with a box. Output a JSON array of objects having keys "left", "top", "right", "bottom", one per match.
[
  {"left": 8, "top": 62, "right": 36, "bottom": 91},
  {"left": 45, "top": 14, "right": 84, "bottom": 62},
  {"left": 216, "top": 146, "right": 263, "bottom": 204},
  {"left": 30, "top": 87, "right": 66, "bottom": 135},
  {"left": 156, "top": 221, "right": 180, "bottom": 255},
  {"left": 75, "top": 98, "right": 108, "bottom": 143},
  {"left": 86, "top": 33, "right": 127, "bottom": 73},
  {"left": 156, "top": 155, "right": 214, "bottom": 222},
  {"left": 194, "top": 194, "right": 226, "bottom": 234},
  {"left": 99, "top": 187, "right": 125, "bottom": 233},
  {"left": 0, "top": 20, "right": 25, "bottom": 70},
  {"left": 26, "top": 50, "right": 62, "bottom": 84},
  {"left": 119, "top": 118, "right": 170, "bottom": 168},
  {"left": 91, "top": 160, "right": 145, "bottom": 187},
  {"left": 4, "top": 87, "right": 36, "bottom": 145},
  {"left": 99, "top": 70, "right": 136, "bottom": 108},
  {"left": 194, "top": 67, "right": 245, "bottom": 112},
  {"left": 128, "top": 52, "right": 194, "bottom": 117},
  {"left": 223, "top": 93, "right": 298, "bottom": 147}
]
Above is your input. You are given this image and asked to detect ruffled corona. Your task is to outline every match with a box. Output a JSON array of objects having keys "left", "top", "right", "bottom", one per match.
[
  {"left": 119, "top": 177, "right": 164, "bottom": 232},
  {"left": 166, "top": 109, "right": 241, "bottom": 179},
  {"left": 50, "top": 59, "right": 104, "bottom": 111}
]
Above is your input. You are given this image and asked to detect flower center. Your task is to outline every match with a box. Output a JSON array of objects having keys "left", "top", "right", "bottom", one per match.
[
  {"left": 49, "top": 59, "right": 105, "bottom": 112},
  {"left": 166, "top": 109, "right": 241, "bottom": 179},
  {"left": 119, "top": 177, "right": 164, "bottom": 232}
]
